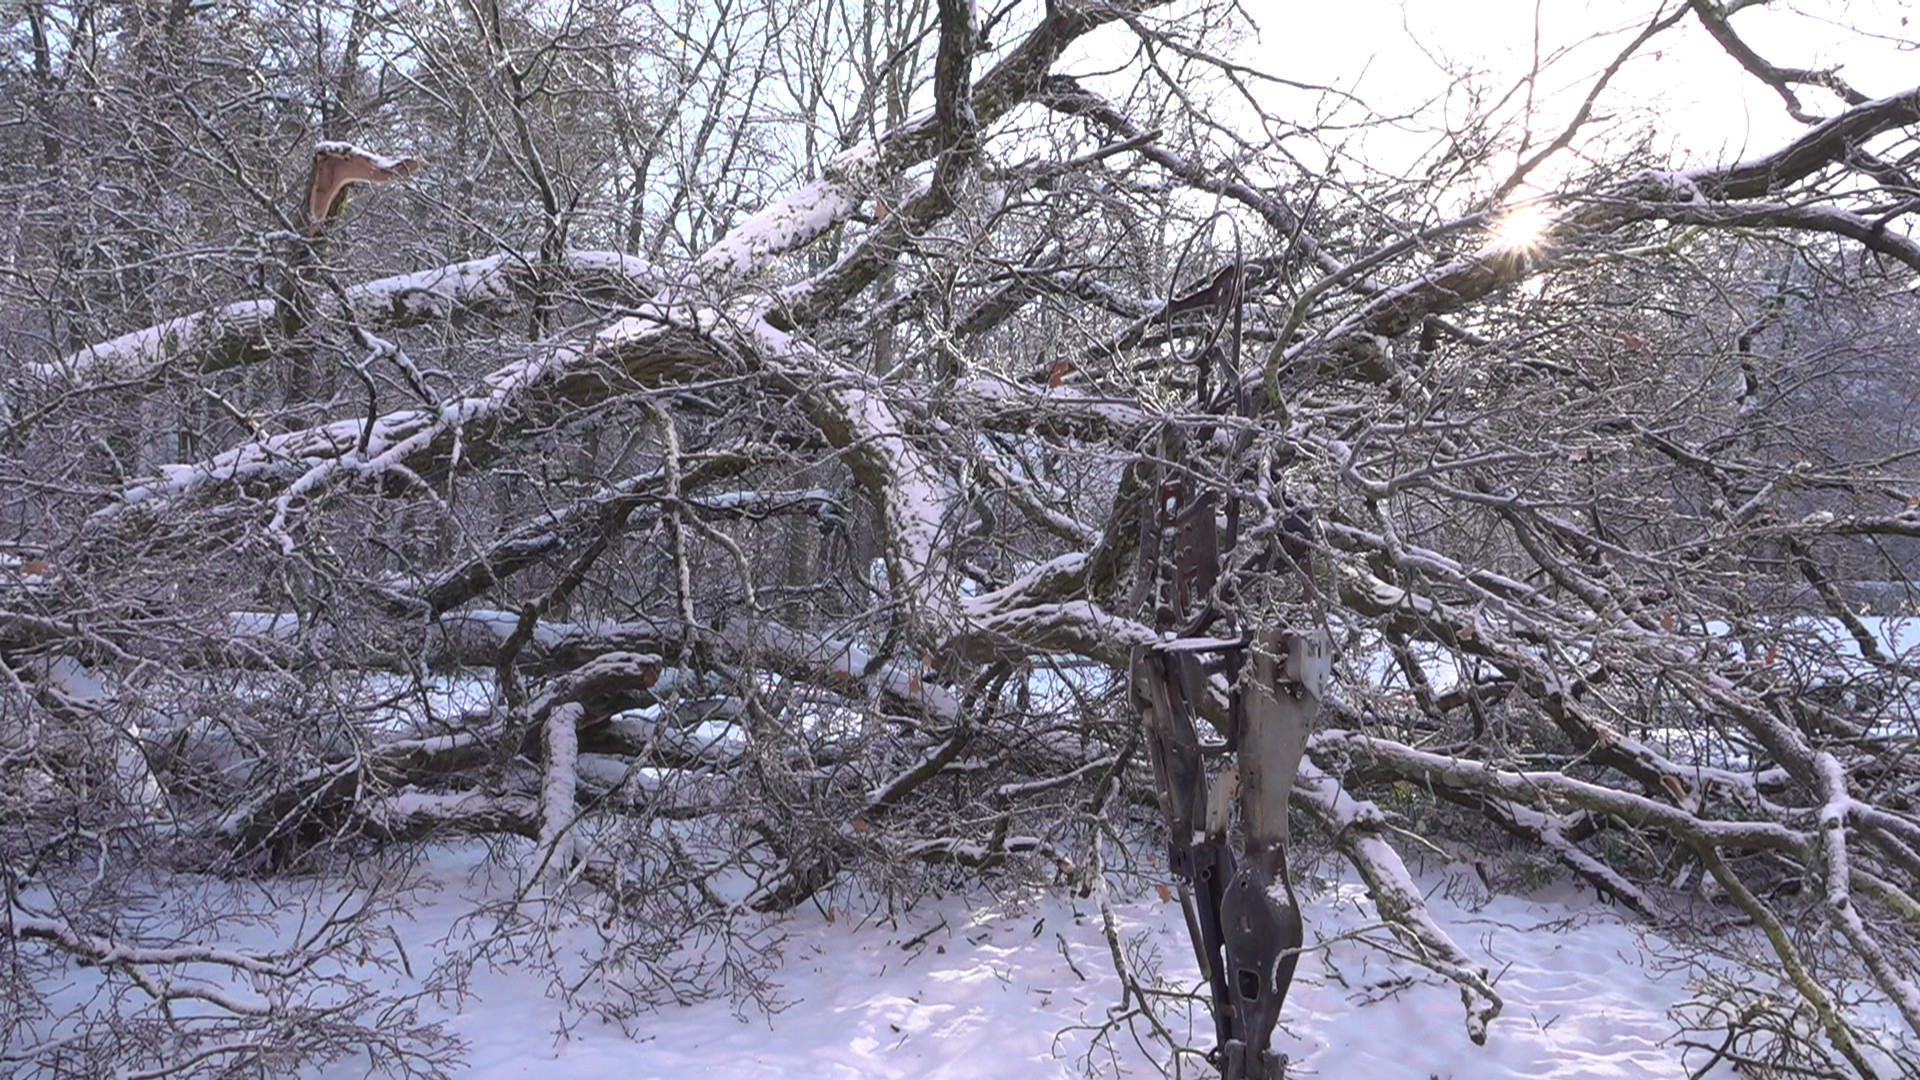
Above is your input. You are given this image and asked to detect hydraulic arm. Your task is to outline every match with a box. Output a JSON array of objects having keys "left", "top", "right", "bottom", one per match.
[
  {"left": 1131, "top": 629, "right": 1326, "bottom": 1079},
  {"left": 1124, "top": 253, "right": 1325, "bottom": 1075}
]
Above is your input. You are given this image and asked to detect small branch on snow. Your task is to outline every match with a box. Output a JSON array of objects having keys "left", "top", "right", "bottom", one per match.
[
  {"left": 1294, "top": 759, "right": 1502, "bottom": 1044},
  {"left": 748, "top": 723, "right": 973, "bottom": 913}
]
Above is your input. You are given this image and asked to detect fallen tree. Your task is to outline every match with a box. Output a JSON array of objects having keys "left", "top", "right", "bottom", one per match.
[{"left": 3, "top": 0, "right": 1920, "bottom": 1076}]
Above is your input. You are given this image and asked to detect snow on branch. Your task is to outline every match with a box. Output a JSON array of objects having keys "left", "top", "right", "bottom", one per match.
[
  {"left": 42, "top": 299, "right": 277, "bottom": 383},
  {"left": 45, "top": 0, "right": 1151, "bottom": 409},
  {"left": 74, "top": 4, "right": 1178, "bottom": 574},
  {"left": 1690, "top": 86, "right": 1920, "bottom": 200},
  {"left": 750, "top": 319, "right": 957, "bottom": 631},
  {"left": 9, "top": 913, "right": 301, "bottom": 982},
  {"left": 1308, "top": 729, "right": 1809, "bottom": 855},
  {"left": 1331, "top": 555, "right": 1786, "bottom": 797},
  {"left": 1261, "top": 84, "right": 1920, "bottom": 388},
  {"left": 1482, "top": 800, "right": 1659, "bottom": 919},
  {"left": 214, "top": 731, "right": 493, "bottom": 846},
  {"left": 1651, "top": 199, "right": 1920, "bottom": 270},
  {"left": 526, "top": 650, "right": 668, "bottom": 723},
  {"left": 426, "top": 612, "right": 682, "bottom": 672},
  {"left": 749, "top": 723, "right": 974, "bottom": 913},
  {"left": 40, "top": 250, "right": 662, "bottom": 384},
  {"left": 762, "top": 0, "right": 983, "bottom": 328},
  {"left": 697, "top": 157, "right": 882, "bottom": 284},
  {"left": 963, "top": 372, "right": 1152, "bottom": 438},
  {"left": 416, "top": 450, "right": 767, "bottom": 617},
  {"left": 538, "top": 702, "right": 584, "bottom": 883},
  {"left": 360, "top": 789, "right": 541, "bottom": 840},
  {"left": 737, "top": 620, "right": 961, "bottom": 722},
  {"left": 88, "top": 311, "right": 716, "bottom": 533},
  {"left": 1293, "top": 758, "right": 1502, "bottom": 1045},
  {"left": 957, "top": 597, "right": 1158, "bottom": 670},
  {"left": 1305, "top": 724, "right": 1920, "bottom": 1060},
  {"left": 693, "top": 0, "right": 1157, "bottom": 290},
  {"left": 1810, "top": 751, "right": 1920, "bottom": 1036}
]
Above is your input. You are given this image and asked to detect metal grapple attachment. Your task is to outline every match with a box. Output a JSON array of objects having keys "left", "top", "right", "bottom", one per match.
[{"left": 1131, "top": 628, "right": 1328, "bottom": 1078}]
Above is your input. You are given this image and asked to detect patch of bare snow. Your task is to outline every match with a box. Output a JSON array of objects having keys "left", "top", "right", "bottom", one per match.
[
  {"left": 23, "top": 841, "right": 1876, "bottom": 1079},
  {"left": 276, "top": 844, "right": 1771, "bottom": 1079}
]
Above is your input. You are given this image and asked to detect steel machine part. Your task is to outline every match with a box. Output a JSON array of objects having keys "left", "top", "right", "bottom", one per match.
[{"left": 1131, "top": 629, "right": 1327, "bottom": 1078}]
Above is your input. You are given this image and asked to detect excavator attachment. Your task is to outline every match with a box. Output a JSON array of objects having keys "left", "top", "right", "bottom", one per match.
[{"left": 1132, "top": 629, "right": 1327, "bottom": 1078}]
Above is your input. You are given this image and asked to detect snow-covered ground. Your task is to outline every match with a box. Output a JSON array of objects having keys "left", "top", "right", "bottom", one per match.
[{"left": 302, "top": 845, "right": 1718, "bottom": 1079}]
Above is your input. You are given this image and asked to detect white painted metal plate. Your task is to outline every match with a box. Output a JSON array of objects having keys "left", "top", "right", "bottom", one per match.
[{"left": 1283, "top": 630, "right": 1331, "bottom": 700}]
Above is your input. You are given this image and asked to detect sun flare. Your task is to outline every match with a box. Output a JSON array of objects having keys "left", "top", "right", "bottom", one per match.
[{"left": 1491, "top": 203, "right": 1552, "bottom": 250}]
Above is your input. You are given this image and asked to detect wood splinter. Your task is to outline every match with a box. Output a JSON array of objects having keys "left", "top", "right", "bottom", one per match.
[{"left": 303, "top": 141, "right": 423, "bottom": 235}]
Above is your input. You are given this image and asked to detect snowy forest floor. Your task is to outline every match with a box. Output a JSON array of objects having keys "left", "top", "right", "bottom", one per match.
[
  {"left": 33, "top": 836, "right": 1874, "bottom": 1078},
  {"left": 243, "top": 842, "right": 1776, "bottom": 1079}
]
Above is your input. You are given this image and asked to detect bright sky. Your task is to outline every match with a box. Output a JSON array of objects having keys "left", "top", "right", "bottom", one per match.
[{"left": 1233, "top": 0, "right": 1917, "bottom": 175}]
